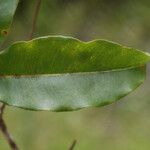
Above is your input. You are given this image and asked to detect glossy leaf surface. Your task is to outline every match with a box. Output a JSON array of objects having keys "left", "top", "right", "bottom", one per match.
[{"left": 0, "top": 36, "right": 149, "bottom": 111}]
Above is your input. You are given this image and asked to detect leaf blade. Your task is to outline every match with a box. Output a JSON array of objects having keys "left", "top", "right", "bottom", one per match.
[
  {"left": 0, "top": 67, "right": 145, "bottom": 111},
  {"left": 0, "top": 36, "right": 149, "bottom": 111},
  {"left": 0, "top": 36, "right": 149, "bottom": 75},
  {"left": 0, "top": 0, "right": 19, "bottom": 46}
]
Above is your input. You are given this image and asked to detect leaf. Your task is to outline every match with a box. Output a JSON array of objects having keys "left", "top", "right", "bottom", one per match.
[
  {"left": 0, "top": 36, "right": 150, "bottom": 75},
  {"left": 0, "top": 0, "right": 19, "bottom": 46},
  {"left": 0, "top": 67, "right": 145, "bottom": 111},
  {"left": 0, "top": 36, "right": 149, "bottom": 111}
]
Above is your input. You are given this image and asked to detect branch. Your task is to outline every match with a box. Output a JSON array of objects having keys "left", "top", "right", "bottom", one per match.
[
  {"left": 68, "top": 140, "right": 77, "bottom": 150},
  {"left": 0, "top": 104, "right": 19, "bottom": 150},
  {"left": 28, "top": 0, "right": 42, "bottom": 40}
]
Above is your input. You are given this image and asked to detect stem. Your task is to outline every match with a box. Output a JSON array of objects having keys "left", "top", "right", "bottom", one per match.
[
  {"left": 0, "top": 104, "right": 19, "bottom": 150},
  {"left": 68, "top": 140, "right": 77, "bottom": 150},
  {"left": 28, "top": 0, "right": 42, "bottom": 40}
]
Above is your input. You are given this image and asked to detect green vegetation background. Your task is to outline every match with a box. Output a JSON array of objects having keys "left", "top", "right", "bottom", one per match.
[{"left": 0, "top": 0, "right": 150, "bottom": 149}]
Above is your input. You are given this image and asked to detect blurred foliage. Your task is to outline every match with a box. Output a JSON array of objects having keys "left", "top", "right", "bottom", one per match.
[{"left": 0, "top": 0, "right": 150, "bottom": 149}]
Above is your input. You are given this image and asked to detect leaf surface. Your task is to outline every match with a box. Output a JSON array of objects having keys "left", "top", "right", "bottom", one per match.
[
  {"left": 0, "top": 67, "right": 145, "bottom": 111},
  {"left": 0, "top": 36, "right": 149, "bottom": 75},
  {"left": 0, "top": 36, "right": 149, "bottom": 111},
  {"left": 0, "top": 0, "right": 19, "bottom": 46}
]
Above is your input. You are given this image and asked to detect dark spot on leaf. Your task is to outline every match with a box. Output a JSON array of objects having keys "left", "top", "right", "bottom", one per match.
[
  {"left": 78, "top": 51, "right": 91, "bottom": 62},
  {"left": 1, "top": 29, "right": 9, "bottom": 36},
  {"left": 139, "top": 65, "right": 145, "bottom": 71}
]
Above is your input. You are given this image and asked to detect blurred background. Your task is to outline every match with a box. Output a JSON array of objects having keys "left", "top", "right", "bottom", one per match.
[{"left": 0, "top": 0, "right": 150, "bottom": 149}]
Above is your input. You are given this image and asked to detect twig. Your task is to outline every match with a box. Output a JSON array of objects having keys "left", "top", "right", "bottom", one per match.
[
  {"left": 0, "top": 104, "right": 19, "bottom": 150},
  {"left": 28, "top": 0, "right": 42, "bottom": 40},
  {"left": 68, "top": 140, "right": 77, "bottom": 150}
]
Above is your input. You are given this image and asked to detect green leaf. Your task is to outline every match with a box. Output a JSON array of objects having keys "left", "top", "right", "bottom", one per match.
[
  {"left": 0, "top": 67, "right": 145, "bottom": 111},
  {"left": 0, "top": 0, "right": 19, "bottom": 46},
  {"left": 0, "top": 36, "right": 149, "bottom": 111},
  {"left": 0, "top": 36, "right": 150, "bottom": 75}
]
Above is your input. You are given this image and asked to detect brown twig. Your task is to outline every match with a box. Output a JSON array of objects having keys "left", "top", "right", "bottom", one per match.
[
  {"left": 68, "top": 140, "right": 77, "bottom": 150},
  {"left": 28, "top": 0, "right": 42, "bottom": 40},
  {"left": 0, "top": 104, "right": 19, "bottom": 150}
]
